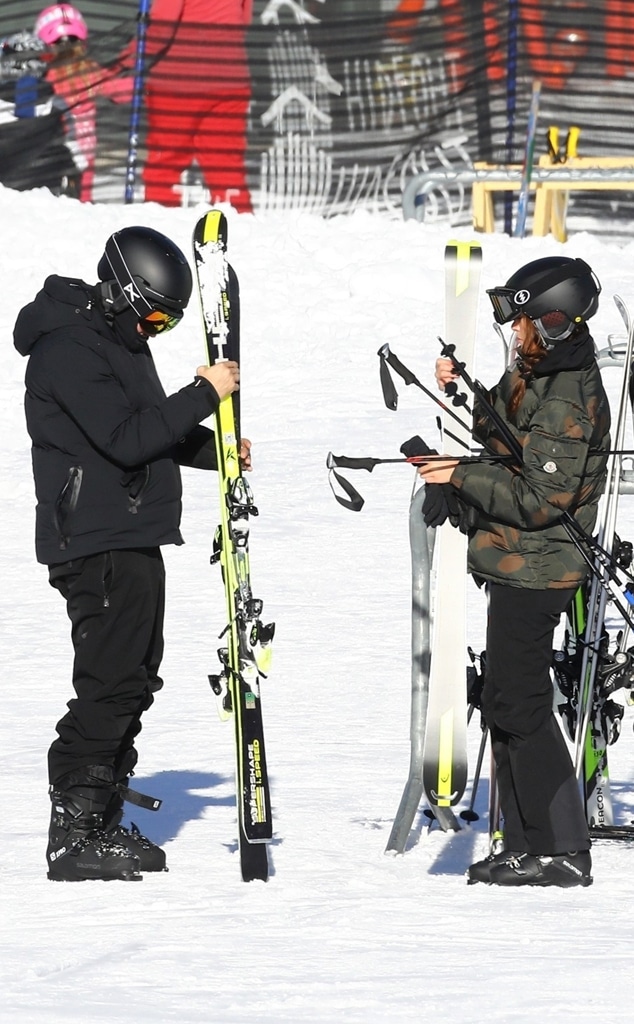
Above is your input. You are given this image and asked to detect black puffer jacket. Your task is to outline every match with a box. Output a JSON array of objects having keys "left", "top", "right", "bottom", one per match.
[{"left": 14, "top": 275, "right": 220, "bottom": 564}]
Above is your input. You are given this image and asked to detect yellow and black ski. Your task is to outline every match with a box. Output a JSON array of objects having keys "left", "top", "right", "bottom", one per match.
[{"left": 192, "top": 209, "right": 274, "bottom": 882}]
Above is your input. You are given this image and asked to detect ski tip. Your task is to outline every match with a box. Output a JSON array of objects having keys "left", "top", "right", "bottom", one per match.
[
  {"left": 445, "top": 240, "right": 483, "bottom": 258},
  {"left": 193, "top": 208, "right": 228, "bottom": 249},
  {"left": 613, "top": 294, "right": 631, "bottom": 327}
]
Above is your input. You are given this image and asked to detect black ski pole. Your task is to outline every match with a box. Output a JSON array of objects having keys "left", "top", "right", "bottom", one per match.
[
  {"left": 326, "top": 447, "right": 514, "bottom": 511},
  {"left": 327, "top": 452, "right": 514, "bottom": 472},
  {"left": 460, "top": 723, "right": 488, "bottom": 823},
  {"left": 378, "top": 344, "right": 472, "bottom": 426},
  {"left": 439, "top": 337, "right": 634, "bottom": 628}
]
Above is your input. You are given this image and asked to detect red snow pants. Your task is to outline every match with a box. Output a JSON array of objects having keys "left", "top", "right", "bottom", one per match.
[{"left": 143, "top": 92, "right": 252, "bottom": 212}]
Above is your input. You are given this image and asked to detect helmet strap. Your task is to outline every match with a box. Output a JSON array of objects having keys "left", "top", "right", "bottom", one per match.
[
  {"left": 535, "top": 332, "right": 555, "bottom": 352},
  {"left": 99, "top": 280, "right": 128, "bottom": 317}
]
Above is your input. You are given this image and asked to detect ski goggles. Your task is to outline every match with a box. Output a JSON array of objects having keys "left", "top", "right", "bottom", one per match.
[
  {"left": 488, "top": 288, "right": 577, "bottom": 341},
  {"left": 531, "top": 309, "right": 578, "bottom": 342},
  {"left": 139, "top": 307, "right": 183, "bottom": 336},
  {"left": 487, "top": 287, "right": 523, "bottom": 324}
]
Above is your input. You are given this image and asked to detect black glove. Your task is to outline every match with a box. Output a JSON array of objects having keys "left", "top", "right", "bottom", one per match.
[
  {"left": 400, "top": 434, "right": 436, "bottom": 461},
  {"left": 422, "top": 482, "right": 452, "bottom": 528},
  {"left": 445, "top": 489, "right": 479, "bottom": 534},
  {"left": 423, "top": 485, "right": 478, "bottom": 533},
  {"left": 400, "top": 435, "right": 451, "bottom": 529},
  {"left": 399, "top": 435, "right": 477, "bottom": 534}
]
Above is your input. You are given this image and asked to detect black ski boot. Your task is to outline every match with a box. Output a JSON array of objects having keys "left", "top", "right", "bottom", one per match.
[
  {"left": 47, "top": 765, "right": 142, "bottom": 882},
  {"left": 104, "top": 749, "right": 167, "bottom": 872},
  {"left": 103, "top": 788, "right": 167, "bottom": 873},
  {"left": 489, "top": 850, "right": 593, "bottom": 888},
  {"left": 467, "top": 848, "right": 521, "bottom": 885}
]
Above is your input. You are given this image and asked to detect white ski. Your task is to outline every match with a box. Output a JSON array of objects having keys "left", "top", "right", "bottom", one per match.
[{"left": 422, "top": 241, "right": 482, "bottom": 816}]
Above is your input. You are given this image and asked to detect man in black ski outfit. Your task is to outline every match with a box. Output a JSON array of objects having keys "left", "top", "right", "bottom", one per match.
[{"left": 14, "top": 224, "right": 246, "bottom": 881}]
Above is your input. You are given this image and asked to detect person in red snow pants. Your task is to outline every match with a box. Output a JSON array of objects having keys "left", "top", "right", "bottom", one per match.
[{"left": 141, "top": 0, "right": 253, "bottom": 212}]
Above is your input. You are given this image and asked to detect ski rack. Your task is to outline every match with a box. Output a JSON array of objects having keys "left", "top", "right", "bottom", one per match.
[
  {"left": 385, "top": 485, "right": 490, "bottom": 852},
  {"left": 385, "top": 488, "right": 434, "bottom": 852},
  {"left": 385, "top": 488, "right": 462, "bottom": 853},
  {"left": 402, "top": 164, "right": 634, "bottom": 229}
]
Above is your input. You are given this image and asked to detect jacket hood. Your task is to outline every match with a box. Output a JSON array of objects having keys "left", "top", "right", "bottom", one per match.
[{"left": 13, "top": 275, "right": 106, "bottom": 357}]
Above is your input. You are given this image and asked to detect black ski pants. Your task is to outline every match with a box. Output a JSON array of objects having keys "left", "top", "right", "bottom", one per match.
[
  {"left": 483, "top": 582, "right": 590, "bottom": 856},
  {"left": 47, "top": 548, "right": 165, "bottom": 786}
]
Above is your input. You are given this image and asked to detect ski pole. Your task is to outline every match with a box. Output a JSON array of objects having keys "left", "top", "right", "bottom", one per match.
[
  {"left": 439, "top": 338, "right": 634, "bottom": 628},
  {"left": 503, "top": 0, "right": 520, "bottom": 235},
  {"left": 513, "top": 79, "right": 542, "bottom": 239},
  {"left": 327, "top": 451, "right": 514, "bottom": 472},
  {"left": 383, "top": 338, "right": 633, "bottom": 593},
  {"left": 460, "top": 722, "right": 488, "bottom": 823},
  {"left": 326, "top": 448, "right": 514, "bottom": 511},
  {"left": 378, "top": 344, "right": 473, "bottom": 426},
  {"left": 382, "top": 341, "right": 634, "bottom": 574},
  {"left": 379, "top": 341, "right": 634, "bottom": 620},
  {"left": 125, "top": 0, "right": 151, "bottom": 203}
]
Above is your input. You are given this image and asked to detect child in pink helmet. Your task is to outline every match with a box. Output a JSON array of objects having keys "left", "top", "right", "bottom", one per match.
[
  {"left": 35, "top": 4, "right": 88, "bottom": 45},
  {"left": 34, "top": 5, "right": 132, "bottom": 201}
]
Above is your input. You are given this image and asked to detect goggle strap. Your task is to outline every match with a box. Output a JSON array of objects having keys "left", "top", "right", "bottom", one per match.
[{"left": 105, "top": 236, "right": 153, "bottom": 319}]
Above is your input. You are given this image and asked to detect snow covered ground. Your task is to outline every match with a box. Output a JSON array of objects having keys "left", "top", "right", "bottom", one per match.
[{"left": 2, "top": 185, "right": 634, "bottom": 1022}]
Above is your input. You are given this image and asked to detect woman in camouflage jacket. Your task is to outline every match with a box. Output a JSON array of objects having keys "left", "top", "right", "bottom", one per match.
[{"left": 419, "top": 256, "right": 610, "bottom": 890}]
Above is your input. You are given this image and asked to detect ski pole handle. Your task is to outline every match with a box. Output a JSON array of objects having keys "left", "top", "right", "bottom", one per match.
[
  {"left": 327, "top": 453, "right": 382, "bottom": 473},
  {"left": 378, "top": 343, "right": 420, "bottom": 387}
]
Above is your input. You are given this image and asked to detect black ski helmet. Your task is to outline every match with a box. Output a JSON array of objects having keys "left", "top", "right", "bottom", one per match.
[
  {"left": 98, "top": 225, "right": 193, "bottom": 334},
  {"left": 487, "top": 256, "right": 601, "bottom": 342}
]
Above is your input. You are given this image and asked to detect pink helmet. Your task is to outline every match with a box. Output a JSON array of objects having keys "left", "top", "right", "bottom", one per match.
[{"left": 34, "top": 5, "right": 88, "bottom": 45}]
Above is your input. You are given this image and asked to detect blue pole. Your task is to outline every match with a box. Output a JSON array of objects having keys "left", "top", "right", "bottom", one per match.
[
  {"left": 124, "top": 0, "right": 151, "bottom": 204},
  {"left": 504, "top": 0, "right": 519, "bottom": 235},
  {"left": 513, "top": 78, "right": 541, "bottom": 239}
]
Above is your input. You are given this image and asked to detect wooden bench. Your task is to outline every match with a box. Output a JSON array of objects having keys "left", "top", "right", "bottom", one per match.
[
  {"left": 471, "top": 161, "right": 523, "bottom": 233},
  {"left": 532, "top": 156, "right": 634, "bottom": 241},
  {"left": 471, "top": 156, "right": 634, "bottom": 240}
]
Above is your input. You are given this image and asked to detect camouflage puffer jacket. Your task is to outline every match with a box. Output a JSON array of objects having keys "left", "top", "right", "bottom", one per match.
[{"left": 450, "top": 331, "right": 611, "bottom": 590}]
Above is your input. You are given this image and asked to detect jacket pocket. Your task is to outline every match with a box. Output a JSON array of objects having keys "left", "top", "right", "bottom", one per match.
[
  {"left": 54, "top": 466, "right": 83, "bottom": 550},
  {"left": 121, "top": 465, "right": 150, "bottom": 515}
]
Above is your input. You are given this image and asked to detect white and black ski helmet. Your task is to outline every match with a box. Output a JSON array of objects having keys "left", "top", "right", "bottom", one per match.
[
  {"left": 98, "top": 226, "right": 193, "bottom": 329},
  {"left": 487, "top": 256, "right": 601, "bottom": 341}
]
